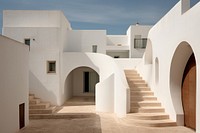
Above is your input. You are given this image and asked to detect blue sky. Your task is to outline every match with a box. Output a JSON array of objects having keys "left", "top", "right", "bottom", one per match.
[{"left": 0, "top": 0, "right": 199, "bottom": 35}]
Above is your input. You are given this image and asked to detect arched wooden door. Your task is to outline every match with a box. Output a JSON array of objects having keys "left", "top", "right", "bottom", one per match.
[{"left": 182, "top": 54, "right": 196, "bottom": 130}]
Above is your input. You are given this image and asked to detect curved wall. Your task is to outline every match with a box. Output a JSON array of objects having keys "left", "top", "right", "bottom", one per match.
[
  {"left": 61, "top": 52, "right": 129, "bottom": 117},
  {"left": 140, "top": 1, "right": 200, "bottom": 130}
]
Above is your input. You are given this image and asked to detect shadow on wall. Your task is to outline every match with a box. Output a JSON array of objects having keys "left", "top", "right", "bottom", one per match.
[{"left": 29, "top": 71, "right": 57, "bottom": 105}]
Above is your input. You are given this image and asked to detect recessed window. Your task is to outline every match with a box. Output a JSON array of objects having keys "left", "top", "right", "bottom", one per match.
[
  {"left": 24, "top": 39, "right": 30, "bottom": 50},
  {"left": 47, "top": 61, "right": 56, "bottom": 73},
  {"left": 134, "top": 38, "right": 147, "bottom": 49},
  {"left": 114, "top": 56, "right": 120, "bottom": 58},
  {"left": 92, "top": 45, "right": 97, "bottom": 53}
]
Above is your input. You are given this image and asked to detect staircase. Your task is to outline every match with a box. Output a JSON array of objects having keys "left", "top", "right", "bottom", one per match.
[
  {"left": 122, "top": 69, "right": 177, "bottom": 127},
  {"left": 29, "top": 93, "right": 57, "bottom": 119}
]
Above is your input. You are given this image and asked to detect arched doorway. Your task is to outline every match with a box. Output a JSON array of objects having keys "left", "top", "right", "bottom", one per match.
[
  {"left": 170, "top": 42, "right": 196, "bottom": 128},
  {"left": 182, "top": 54, "right": 196, "bottom": 130},
  {"left": 64, "top": 66, "right": 99, "bottom": 105}
]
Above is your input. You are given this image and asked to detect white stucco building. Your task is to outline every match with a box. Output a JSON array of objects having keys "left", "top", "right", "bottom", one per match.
[
  {"left": 2, "top": 10, "right": 151, "bottom": 117},
  {"left": 0, "top": 35, "right": 29, "bottom": 133},
  {"left": 1, "top": 0, "right": 200, "bottom": 132}
]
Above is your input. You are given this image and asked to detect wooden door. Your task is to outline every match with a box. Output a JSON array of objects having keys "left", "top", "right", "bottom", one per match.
[
  {"left": 182, "top": 54, "right": 196, "bottom": 130},
  {"left": 19, "top": 103, "right": 25, "bottom": 129}
]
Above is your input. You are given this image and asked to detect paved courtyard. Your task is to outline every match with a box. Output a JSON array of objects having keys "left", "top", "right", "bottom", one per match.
[{"left": 18, "top": 97, "right": 195, "bottom": 133}]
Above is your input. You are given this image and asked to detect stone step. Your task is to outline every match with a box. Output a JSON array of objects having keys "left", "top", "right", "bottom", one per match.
[
  {"left": 130, "top": 91, "right": 154, "bottom": 96},
  {"left": 29, "top": 113, "right": 97, "bottom": 119},
  {"left": 29, "top": 102, "right": 51, "bottom": 109},
  {"left": 129, "top": 82, "right": 148, "bottom": 87},
  {"left": 130, "top": 107, "right": 165, "bottom": 113},
  {"left": 125, "top": 70, "right": 176, "bottom": 127},
  {"left": 64, "top": 101, "right": 95, "bottom": 106},
  {"left": 126, "top": 113, "right": 169, "bottom": 120},
  {"left": 127, "top": 77, "right": 143, "bottom": 80},
  {"left": 29, "top": 95, "right": 34, "bottom": 100},
  {"left": 29, "top": 98, "right": 41, "bottom": 104},
  {"left": 125, "top": 74, "right": 140, "bottom": 77},
  {"left": 128, "top": 79, "right": 146, "bottom": 83},
  {"left": 131, "top": 101, "right": 161, "bottom": 107},
  {"left": 130, "top": 87, "right": 151, "bottom": 91},
  {"left": 120, "top": 118, "right": 177, "bottom": 127},
  {"left": 29, "top": 106, "right": 56, "bottom": 114},
  {"left": 124, "top": 70, "right": 137, "bottom": 73},
  {"left": 131, "top": 96, "right": 157, "bottom": 101},
  {"left": 29, "top": 93, "right": 35, "bottom": 96}
]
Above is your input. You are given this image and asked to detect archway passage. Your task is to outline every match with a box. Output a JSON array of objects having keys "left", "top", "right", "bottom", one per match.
[
  {"left": 64, "top": 66, "right": 99, "bottom": 105},
  {"left": 182, "top": 53, "right": 196, "bottom": 130}
]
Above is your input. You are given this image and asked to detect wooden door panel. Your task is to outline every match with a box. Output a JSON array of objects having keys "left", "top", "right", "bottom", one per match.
[{"left": 182, "top": 54, "right": 196, "bottom": 130}]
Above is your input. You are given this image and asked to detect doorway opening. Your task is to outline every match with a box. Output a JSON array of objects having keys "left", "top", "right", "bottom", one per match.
[
  {"left": 19, "top": 103, "right": 25, "bottom": 129},
  {"left": 64, "top": 66, "right": 99, "bottom": 105}
]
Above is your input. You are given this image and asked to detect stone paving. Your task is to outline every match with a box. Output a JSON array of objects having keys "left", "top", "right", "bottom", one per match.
[{"left": 18, "top": 97, "right": 195, "bottom": 133}]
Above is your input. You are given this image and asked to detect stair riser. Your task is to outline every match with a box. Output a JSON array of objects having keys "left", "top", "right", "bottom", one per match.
[
  {"left": 131, "top": 103, "right": 161, "bottom": 107},
  {"left": 125, "top": 71, "right": 138, "bottom": 75},
  {"left": 131, "top": 109, "right": 165, "bottom": 113},
  {"left": 29, "top": 100, "right": 40, "bottom": 104},
  {"left": 29, "top": 110, "right": 54, "bottom": 114},
  {"left": 131, "top": 92, "right": 154, "bottom": 96},
  {"left": 128, "top": 115, "right": 169, "bottom": 120},
  {"left": 131, "top": 97, "right": 157, "bottom": 101},
  {"left": 126, "top": 74, "right": 142, "bottom": 79},
  {"left": 124, "top": 121, "right": 177, "bottom": 127},
  {"left": 126, "top": 77, "right": 142, "bottom": 81},
  {"left": 130, "top": 88, "right": 151, "bottom": 91},
  {"left": 129, "top": 84, "right": 148, "bottom": 87},
  {"left": 29, "top": 96, "right": 34, "bottom": 100},
  {"left": 125, "top": 71, "right": 137, "bottom": 74},
  {"left": 29, "top": 104, "right": 50, "bottom": 109},
  {"left": 128, "top": 81, "right": 146, "bottom": 84},
  {"left": 29, "top": 94, "right": 35, "bottom": 97}
]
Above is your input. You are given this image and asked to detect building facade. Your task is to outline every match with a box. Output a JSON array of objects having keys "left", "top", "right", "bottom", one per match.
[
  {"left": 1, "top": 0, "right": 200, "bottom": 132},
  {"left": 0, "top": 35, "right": 29, "bottom": 133}
]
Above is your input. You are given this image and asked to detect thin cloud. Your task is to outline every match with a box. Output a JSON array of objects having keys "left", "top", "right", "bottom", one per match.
[
  {"left": 61, "top": 1, "right": 162, "bottom": 25},
  {"left": 0, "top": 0, "right": 180, "bottom": 34}
]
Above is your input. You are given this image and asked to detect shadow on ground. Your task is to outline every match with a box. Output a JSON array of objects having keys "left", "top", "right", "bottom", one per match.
[{"left": 19, "top": 114, "right": 102, "bottom": 133}]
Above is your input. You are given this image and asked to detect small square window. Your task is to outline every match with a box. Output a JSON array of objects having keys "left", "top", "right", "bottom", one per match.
[
  {"left": 24, "top": 39, "right": 30, "bottom": 45},
  {"left": 92, "top": 45, "right": 97, "bottom": 53},
  {"left": 47, "top": 61, "right": 56, "bottom": 73},
  {"left": 24, "top": 39, "right": 30, "bottom": 51}
]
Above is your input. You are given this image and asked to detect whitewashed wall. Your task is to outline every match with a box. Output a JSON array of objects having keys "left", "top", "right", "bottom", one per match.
[
  {"left": 3, "top": 10, "right": 72, "bottom": 105},
  {"left": 138, "top": 1, "right": 200, "bottom": 131},
  {"left": 0, "top": 35, "right": 29, "bottom": 133},
  {"left": 127, "top": 25, "right": 152, "bottom": 58},
  {"left": 61, "top": 53, "right": 129, "bottom": 117},
  {"left": 115, "top": 58, "right": 142, "bottom": 70},
  {"left": 3, "top": 10, "right": 71, "bottom": 28},
  {"left": 65, "top": 30, "right": 106, "bottom": 54},
  {"left": 107, "top": 35, "right": 128, "bottom": 46}
]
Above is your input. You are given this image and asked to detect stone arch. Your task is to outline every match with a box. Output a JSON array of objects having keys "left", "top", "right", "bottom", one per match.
[
  {"left": 64, "top": 66, "right": 100, "bottom": 103},
  {"left": 144, "top": 39, "right": 153, "bottom": 64},
  {"left": 170, "top": 41, "right": 196, "bottom": 126}
]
